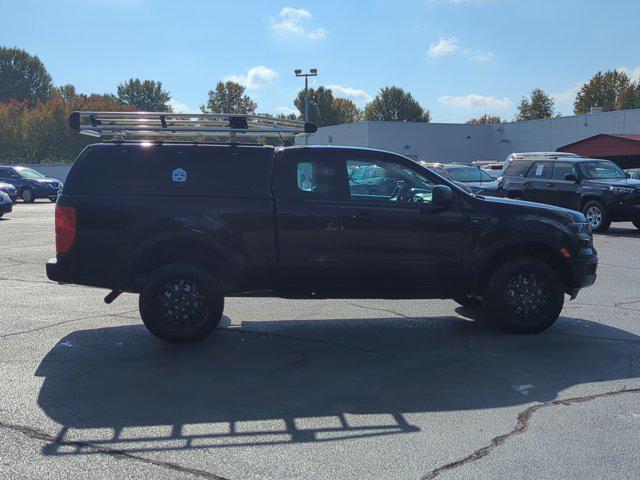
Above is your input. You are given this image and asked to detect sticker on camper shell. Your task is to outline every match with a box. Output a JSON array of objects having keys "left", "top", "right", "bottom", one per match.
[{"left": 172, "top": 168, "right": 187, "bottom": 183}]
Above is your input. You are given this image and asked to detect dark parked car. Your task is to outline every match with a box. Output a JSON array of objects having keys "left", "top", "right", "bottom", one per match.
[
  {"left": 47, "top": 111, "right": 598, "bottom": 343},
  {"left": 497, "top": 157, "right": 640, "bottom": 232},
  {"left": 0, "top": 191, "right": 13, "bottom": 217},
  {"left": 0, "top": 166, "right": 63, "bottom": 203},
  {"left": 420, "top": 162, "right": 499, "bottom": 195},
  {"left": 0, "top": 181, "right": 18, "bottom": 201}
]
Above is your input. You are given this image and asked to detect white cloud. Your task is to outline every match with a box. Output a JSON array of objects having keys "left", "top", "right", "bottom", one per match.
[
  {"left": 168, "top": 99, "right": 192, "bottom": 113},
  {"left": 618, "top": 66, "right": 640, "bottom": 82},
  {"left": 552, "top": 82, "right": 581, "bottom": 107},
  {"left": 270, "top": 7, "right": 327, "bottom": 40},
  {"left": 468, "top": 50, "right": 495, "bottom": 63},
  {"left": 428, "top": 36, "right": 494, "bottom": 62},
  {"left": 428, "top": 37, "right": 459, "bottom": 57},
  {"left": 439, "top": 94, "right": 513, "bottom": 110},
  {"left": 276, "top": 106, "right": 298, "bottom": 116},
  {"left": 225, "top": 65, "right": 278, "bottom": 90},
  {"left": 326, "top": 84, "right": 372, "bottom": 105}
]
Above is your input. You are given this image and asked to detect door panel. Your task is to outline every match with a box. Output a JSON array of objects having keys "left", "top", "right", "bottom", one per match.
[
  {"left": 524, "top": 161, "right": 553, "bottom": 203},
  {"left": 548, "top": 162, "right": 580, "bottom": 210},
  {"left": 337, "top": 155, "right": 466, "bottom": 291},
  {"left": 274, "top": 151, "right": 341, "bottom": 286}
]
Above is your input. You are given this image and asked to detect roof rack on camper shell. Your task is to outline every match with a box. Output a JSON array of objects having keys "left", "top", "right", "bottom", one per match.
[{"left": 68, "top": 111, "right": 317, "bottom": 143}]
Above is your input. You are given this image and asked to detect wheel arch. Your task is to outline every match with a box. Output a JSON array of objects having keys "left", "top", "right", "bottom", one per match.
[
  {"left": 475, "top": 242, "right": 572, "bottom": 293},
  {"left": 131, "top": 236, "right": 237, "bottom": 293},
  {"left": 579, "top": 194, "right": 604, "bottom": 210}
]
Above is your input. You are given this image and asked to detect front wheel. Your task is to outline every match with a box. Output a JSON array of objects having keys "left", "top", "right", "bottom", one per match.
[
  {"left": 139, "top": 263, "right": 224, "bottom": 343},
  {"left": 21, "top": 188, "right": 35, "bottom": 203},
  {"left": 484, "top": 258, "right": 564, "bottom": 334},
  {"left": 582, "top": 200, "right": 611, "bottom": 232}
]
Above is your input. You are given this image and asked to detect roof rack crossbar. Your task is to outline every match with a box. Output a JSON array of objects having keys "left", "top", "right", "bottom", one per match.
[{"left": 68, "top": 111, "right": 317, "bottom": 143}]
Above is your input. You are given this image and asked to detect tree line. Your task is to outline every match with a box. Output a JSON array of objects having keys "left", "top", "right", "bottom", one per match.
[{"left": 1, "top": 46, "right": 639, "bottom": 163}]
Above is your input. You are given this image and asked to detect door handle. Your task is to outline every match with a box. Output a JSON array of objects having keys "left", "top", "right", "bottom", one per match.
[
  {"left": 523, "top": 181, "right": 531, "bottom": 186},
  {"left": 546, "top": 183, "right": 555, "bottom": 187}
]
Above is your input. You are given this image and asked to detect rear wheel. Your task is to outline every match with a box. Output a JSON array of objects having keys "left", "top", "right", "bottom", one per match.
[
  {"left": 139, "top": 263, "right": 224, "bottom": 343},
  {"left": 484, "top": 257, "right": 564, "bottom": 333},
  {"left": 582, "top": 200, "right": 610, "bottom": 232},
  {"left": 21, "top": 188, "right": 35, "bottom": 203}
]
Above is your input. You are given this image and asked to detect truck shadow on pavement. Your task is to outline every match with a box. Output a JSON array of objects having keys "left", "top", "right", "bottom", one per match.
[{"left": 35, "top": 314, "right": 640, "bottom": 456}]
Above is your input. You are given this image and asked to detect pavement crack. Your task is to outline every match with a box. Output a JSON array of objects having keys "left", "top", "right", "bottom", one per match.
[
  {"left": 0, "top": 420, "right": 229, "bottom": 480},
  {"left": 224, "top": 327, "right": 380, "bottom": 354},
  {"left": 0, "top": 309, "right": 139, "bottom": 339},
  {"left": 347, "top": 302, "right": 415, "bottom": 319},
  {"left": 0, "top": 276, "right": 54, "bottom": 285},
  {"left": 422, "top": 387, "right": 640, "bottom": 480}
]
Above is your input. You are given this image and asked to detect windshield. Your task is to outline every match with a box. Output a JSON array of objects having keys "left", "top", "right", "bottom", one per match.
[
  {"left": 578, "top": 161, "right": 625, "bottom": 180},
  {"left": 448, "top": 167, "right": 494, "bottom": 183},
  {"left": 15, "top": 167, "right": 45, "bottom": 179}
]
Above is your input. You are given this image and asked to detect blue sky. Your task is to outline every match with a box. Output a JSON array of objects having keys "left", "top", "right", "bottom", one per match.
[{"left": 3, "top": 0, "right": 640, "bottom": 122}]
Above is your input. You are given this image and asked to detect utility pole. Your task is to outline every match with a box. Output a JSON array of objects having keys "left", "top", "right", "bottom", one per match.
[{"left": 294, "top": 68, "right": 318, "bottom": 145}]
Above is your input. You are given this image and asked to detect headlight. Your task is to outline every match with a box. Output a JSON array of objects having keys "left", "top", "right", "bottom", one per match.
[
  {"left": 568, "top": 221, "right": 592, "bottom": 241},
  {"left": 609, "top": 186, "right": 634, "bottom": 195},
  {"left": 0, "top": 192, "right": 8, "bottom": 203}
]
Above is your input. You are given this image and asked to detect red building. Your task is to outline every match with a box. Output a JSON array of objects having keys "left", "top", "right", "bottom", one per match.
[{"left": 557, "top": 134, "right": 640, "bottom": 169}]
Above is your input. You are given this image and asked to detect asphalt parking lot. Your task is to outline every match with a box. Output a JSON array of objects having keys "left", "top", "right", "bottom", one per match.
[{"left": 1, "top": 202, "right": 639, "bottom": 480}]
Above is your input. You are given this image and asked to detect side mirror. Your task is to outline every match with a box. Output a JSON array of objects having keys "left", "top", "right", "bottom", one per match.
[
  {"left": 564, "top": 173, "right": 578, "bottom": 182},
  {"left": 432, "top": 185, "right": 453, "bottom": 208}
]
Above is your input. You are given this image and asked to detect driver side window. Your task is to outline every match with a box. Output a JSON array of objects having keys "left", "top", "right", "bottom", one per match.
[{"left": 346, "top": 158, "right": 435, "bottom": 203}]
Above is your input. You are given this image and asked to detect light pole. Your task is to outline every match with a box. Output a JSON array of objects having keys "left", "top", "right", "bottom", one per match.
[{"left": 295, "top": 68, "right": 317, "bottom": 145}]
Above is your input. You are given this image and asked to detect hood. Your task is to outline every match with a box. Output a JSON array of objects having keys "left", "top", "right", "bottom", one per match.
[
  {"left": 479, "top": 195, "right": 584, "bottom": 223},
  {"left": 582, "top": 177, "right": 640, "bottom": 188},
  {"left": 35, "top": 178, "right": 62, "bottom": 185}
]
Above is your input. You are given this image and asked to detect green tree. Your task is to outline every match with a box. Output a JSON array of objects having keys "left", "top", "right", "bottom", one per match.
[
  {"left": 363, "top": 86, "right": 430, "bottom": 122},
  {"left": 51, "top": 84, "right": 77, "bottom": 103},
  {"left": 573, "top": 70, "right": 638, "bottom": 114},
  {"left": 516, "top": 88, "right": 555, "bottom": 121},
  {"left": 0, "top": 47, "right": 53, "bottom": 104},
  {"left": 202, "top": 81, "right": 257, "bottom": 114},
  {"left": 332, "top": 98, "right": 361, "bottom": 124},
  {"left": 117, "top": 78, "right": 172, "bottom": 111},
  {"left": 466, "top": 115, "right": 501, "bottom": 125},
  {"left": 294, "top": 88, "right": 361, "bottom": 126}
]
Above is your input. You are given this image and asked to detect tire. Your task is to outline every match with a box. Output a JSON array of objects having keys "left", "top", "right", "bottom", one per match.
[
  {"left": 453, "top": 294, "right": 483, "bottom": 310},
  {"left": 21, "top": 188, "right": 35, "bottom": 203},
  {"left": 582, "top": 199, "right": 611, "bottom": 232},
  {"left": 484, "top": 257, "right": 564, "bottom": 334},
  {"left": 632, "top": 219, "right": 640, "bottom": 231},
  {"left": 139, "top": 263, "right": 224, "bottom": 343},
  {"left": 49, "top": 197, "right": 57, "bottom": 203}
]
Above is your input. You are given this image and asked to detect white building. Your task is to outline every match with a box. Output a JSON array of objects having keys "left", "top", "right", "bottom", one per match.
[{"left": 297, "top": 108, "right": 640, "bottom": 164}]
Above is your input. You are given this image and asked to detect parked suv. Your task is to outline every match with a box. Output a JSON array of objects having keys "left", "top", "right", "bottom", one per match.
[
  {"left": 47, "top": 133, "right": 598, "bottom": 343},
  {"left": 0, "top": 166, "right": 63, "bottom": 203},
  {"left": 498, "top": 157, "right": 640, "bottom": 232}
]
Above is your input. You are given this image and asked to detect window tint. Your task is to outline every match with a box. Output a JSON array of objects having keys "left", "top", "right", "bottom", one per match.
[
  {"left": 552, "top": 162, "right": 576, "bottom": 181},
  {"left": 347, "top": 159, "right": 435, "bottom": 203},
  {"left": 502, "top": 160, "right": 532, "bottom": 177},
  {"left": 526, "top": 162, "right": 551, "bottom": 179},
  {"left": 297, "top": 161, "right": 333, "bottom": 194},
  {"left": 0, "top": 167, "right": 11, "bottom": 177}
]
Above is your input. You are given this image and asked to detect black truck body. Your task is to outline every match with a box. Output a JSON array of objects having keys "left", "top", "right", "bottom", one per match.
[{"left": 47, "top": 142, "right": 598, "bottom": 342}]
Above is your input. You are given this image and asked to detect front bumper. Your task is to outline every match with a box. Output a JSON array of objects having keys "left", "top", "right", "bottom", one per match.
[{"left": 567, "top": 249, "right": 598, "bottom": 290}]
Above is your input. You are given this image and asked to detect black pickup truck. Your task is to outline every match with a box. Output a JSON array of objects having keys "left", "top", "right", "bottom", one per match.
[{"left": 47, "top": 138, "right": 599, "bottom": 342}]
